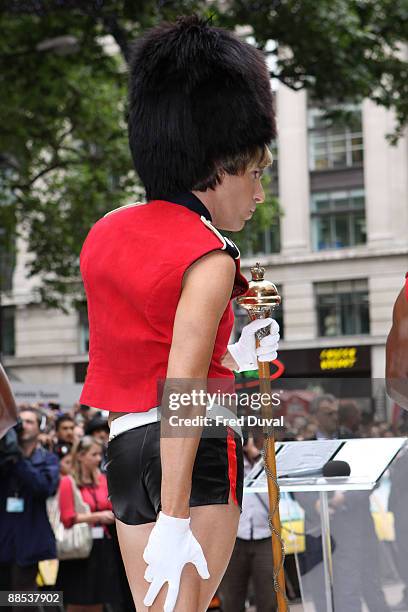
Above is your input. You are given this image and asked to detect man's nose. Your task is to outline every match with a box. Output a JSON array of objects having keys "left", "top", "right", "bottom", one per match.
[{"left": 254, "top": 182, "right": 265, "bottom": 204}]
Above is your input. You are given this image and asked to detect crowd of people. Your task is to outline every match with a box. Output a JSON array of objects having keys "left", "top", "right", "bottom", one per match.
[
  {"left": 0, "top": 402, "right": 134, "bottom": 612},
  {"left": 1, "top": 396, "right": 407, "bottom": 612},
  {"left": 0, "top": 394, "right": 404, "bottom": 612},
  {"left": 274, "top": 398, "right": 399, "bottom": 443}
]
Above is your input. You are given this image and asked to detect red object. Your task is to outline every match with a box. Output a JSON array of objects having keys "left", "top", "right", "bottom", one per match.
[
  {"left": 226, "top": 426, "right": 238, "bottom": 506},
  {"left": 270, "top": 359, "right": 285, "bottom": 379},
  {"left": 80, "top": 200, "right": 248, "bottom": 412},
  {"left": 58, "top": 473, "right": 112, "bottom": 529},
  {"left": 208, "top": 594, "right": 222, "bottom": 609}
]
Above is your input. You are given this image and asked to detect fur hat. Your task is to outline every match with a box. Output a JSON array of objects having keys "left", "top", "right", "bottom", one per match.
[{"left": 128, "top": 16, "right": 276, "bottom": 199}]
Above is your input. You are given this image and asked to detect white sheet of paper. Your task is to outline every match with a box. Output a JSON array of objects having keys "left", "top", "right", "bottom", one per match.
[{"left": 334, "top": 437, "right": 406, "bottom": 480}]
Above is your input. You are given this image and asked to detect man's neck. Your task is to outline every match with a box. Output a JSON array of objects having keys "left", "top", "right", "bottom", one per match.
[{"left": 21, "top": 440, "right": 38, "bottom": 458}]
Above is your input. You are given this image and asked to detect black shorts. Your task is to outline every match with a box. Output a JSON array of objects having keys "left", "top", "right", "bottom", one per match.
[{"left": 106, "top": 421, "right": 243, "bottom": 525}]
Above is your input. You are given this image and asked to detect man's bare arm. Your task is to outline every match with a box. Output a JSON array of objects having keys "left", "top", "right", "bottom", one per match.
[
  {"left": 386, "top": 285, "right": 408, "bottom": 409},
  {"left": 161, "top": 250, "right": 235, "bottom": 518}
]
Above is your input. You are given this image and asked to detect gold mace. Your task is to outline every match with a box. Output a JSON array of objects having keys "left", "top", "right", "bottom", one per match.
[{"left": 237, "top": 262, "right": 288, "bottom": 611}]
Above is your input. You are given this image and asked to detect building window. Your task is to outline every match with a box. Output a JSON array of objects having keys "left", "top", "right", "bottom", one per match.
[
  {"left": 315, "top": 280, "right": 369, "bottom": 337},
  {"left": 308, "top": 107, "right": 363, "bottom": 171},
  {"left": 311, "top": 189, "right": 366, "bottom": 250},
  {"left": 78, "top": 306, "right": 89, "bottom": 354},
  {"left": 233, "top": 284, "right": 284, "bottom": 341},
  {"left": 1, "top": 306, "right": 15, "bottom": 356}
]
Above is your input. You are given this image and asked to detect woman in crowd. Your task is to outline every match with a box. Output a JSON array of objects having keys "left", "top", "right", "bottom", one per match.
[{"left": 56, "top": 435, "right": 121, "bottom": 612}]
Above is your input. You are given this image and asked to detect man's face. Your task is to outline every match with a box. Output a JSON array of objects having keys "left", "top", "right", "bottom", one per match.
[
  {"left": 316, "top": 401, "right": 339, "bottom": 435},
  {"left": 57, "top": 420, "right": 75, "bottom": 443},
  {"left": 91, "top": 429, "right": 109, "bottom": 445},
  {"left": 209, "top": 165, "right": 267, "bottom": 232},
  {"left": 19, "top": 411, "right": 40, "bottom": 443}
]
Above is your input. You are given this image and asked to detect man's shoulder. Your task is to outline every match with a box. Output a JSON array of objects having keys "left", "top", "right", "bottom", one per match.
[{"left": 31, "top": 446, "right": 59, "bottom": 466}]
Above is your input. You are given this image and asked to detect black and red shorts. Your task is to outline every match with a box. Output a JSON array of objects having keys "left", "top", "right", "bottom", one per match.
[{"left": 106, "top": 421, "right": 243, "bottom": 525}]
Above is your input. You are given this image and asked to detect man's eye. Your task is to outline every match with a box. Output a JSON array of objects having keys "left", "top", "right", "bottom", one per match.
[{"left": 252, "top": 170, "right": 263, "bottom": 179}]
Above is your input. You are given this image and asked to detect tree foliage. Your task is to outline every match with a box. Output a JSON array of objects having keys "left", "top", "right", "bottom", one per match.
[{"left": 0, "top": 0, "right": 407, "bottom": 308}]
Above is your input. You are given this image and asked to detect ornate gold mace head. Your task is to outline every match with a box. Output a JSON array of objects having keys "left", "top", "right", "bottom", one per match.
[{"left": 237, "top": 263, "right": 281, "bottom": 320}]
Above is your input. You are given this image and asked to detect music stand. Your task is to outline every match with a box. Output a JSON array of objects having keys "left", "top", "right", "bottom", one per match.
[{"left": 244, "top": 438, "right": 407, "bottom": 612}]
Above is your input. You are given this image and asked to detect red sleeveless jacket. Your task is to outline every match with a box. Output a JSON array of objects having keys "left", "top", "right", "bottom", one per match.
[{"left": 79, "top": 197, "right": 248, "bottom": 412}]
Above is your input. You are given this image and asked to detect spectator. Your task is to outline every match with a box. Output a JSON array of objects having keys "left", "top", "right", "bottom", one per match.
[
  {"left": 0, "top": 408, "right": 59, "bottom": 612},
  {"left": 388, "top": 445, "right": 408, "bottom": 610},
  {"left": 37, "top": 410, "right": 55, "bottom": 452},
  {"left": 73, "top": 423, "right": 85, "bottom": 444},
  {"left": 56, "top": 435, "right": 122, "bottom": 611},
  {"left": 85, "top": 414, "right": 109, "bottom": 473},
  {"left": 54, "top": 414, "right": 75, "bottom": 455},
  {"left": 84, "top": 414, "right": 109, "bottom": 444},
  {"left": 73, "top": 403, "right": 93, "bottom": 425},
  {"left": 311, "top": 394, "right": 339, "bottom": 440},
  {"left": 338, "top": 400, "right": 361, "bottom": 438},
  {"left": 219, "top": 434, "right": 277, "bottom": 612},
  {"left": 296, "top": 395, "right": 390, "bottom": 612}
]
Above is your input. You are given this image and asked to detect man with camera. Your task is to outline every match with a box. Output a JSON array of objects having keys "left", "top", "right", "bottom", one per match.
[{"left": 0, "top": 398, "right": 59, "bottom": 611}]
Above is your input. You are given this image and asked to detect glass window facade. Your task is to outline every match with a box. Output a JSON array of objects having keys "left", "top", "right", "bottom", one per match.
[
  {"left": 315, "top": 279, "right": 370, "bottom": 337},
  {"left": 308, "top": 107, "right": 364, "bottom": 171},
  {"left": 311, "top": 190, "right": 366, "bottom": 250}
]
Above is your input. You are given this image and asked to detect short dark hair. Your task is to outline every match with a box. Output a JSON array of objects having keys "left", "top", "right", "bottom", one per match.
[
  {"left": 56, "top": 414, "right": 75, "bottom": 431},
  {"left": 19, "top": 407, "right": 42, "bottom": 428},
  {"left": 338, "top": 400, "right": 359, "bottom": 422}
]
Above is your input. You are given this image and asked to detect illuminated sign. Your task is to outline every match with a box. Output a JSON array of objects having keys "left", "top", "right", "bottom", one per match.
[{"left": 320, "top": 347, "right": 357, "bottom": 371}]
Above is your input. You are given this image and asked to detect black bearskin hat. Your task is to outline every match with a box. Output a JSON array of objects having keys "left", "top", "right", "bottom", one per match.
[{"left": 128, "top": 16, "right": 276, "bottom": 199}]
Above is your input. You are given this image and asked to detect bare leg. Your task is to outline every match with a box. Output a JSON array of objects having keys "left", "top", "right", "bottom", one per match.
[{"left": 116, "top": 495, "right": 240, "bottom": 611}]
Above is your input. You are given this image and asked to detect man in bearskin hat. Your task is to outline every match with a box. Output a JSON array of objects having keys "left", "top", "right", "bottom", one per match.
[{"left": 79, "top": 15, "right": 279, "bottom": 611}]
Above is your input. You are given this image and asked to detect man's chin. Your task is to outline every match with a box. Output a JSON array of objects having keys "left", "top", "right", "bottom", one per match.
[{"left": 217, "top": 220, "right": 245, "bottom": 232}]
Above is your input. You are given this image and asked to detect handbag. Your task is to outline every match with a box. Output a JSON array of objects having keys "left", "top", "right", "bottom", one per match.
[{"left": 48, "top": 475, "right": 93, "bottom": 560}]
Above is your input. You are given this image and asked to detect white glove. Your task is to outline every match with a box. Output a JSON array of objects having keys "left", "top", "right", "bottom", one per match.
[
  {"left": 228, "top": 318, "right": 280, "bottom": 372},
  {"left": 143, "top": 511, "right": 210, "bottom": 612}
]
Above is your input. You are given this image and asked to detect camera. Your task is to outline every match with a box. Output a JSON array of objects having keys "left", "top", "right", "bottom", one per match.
[{"left": 0, "top": 418, "right": 23, "bottom": 473}]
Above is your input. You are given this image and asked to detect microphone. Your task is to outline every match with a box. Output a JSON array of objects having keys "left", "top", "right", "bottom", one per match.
[{"left": 280, "top": 460, "right": 351, "bottom": 479}]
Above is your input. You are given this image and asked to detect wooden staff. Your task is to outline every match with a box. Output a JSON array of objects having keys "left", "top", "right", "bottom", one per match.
[{"left": 237, "top": 263, "right": 288, "bottom": 611}]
